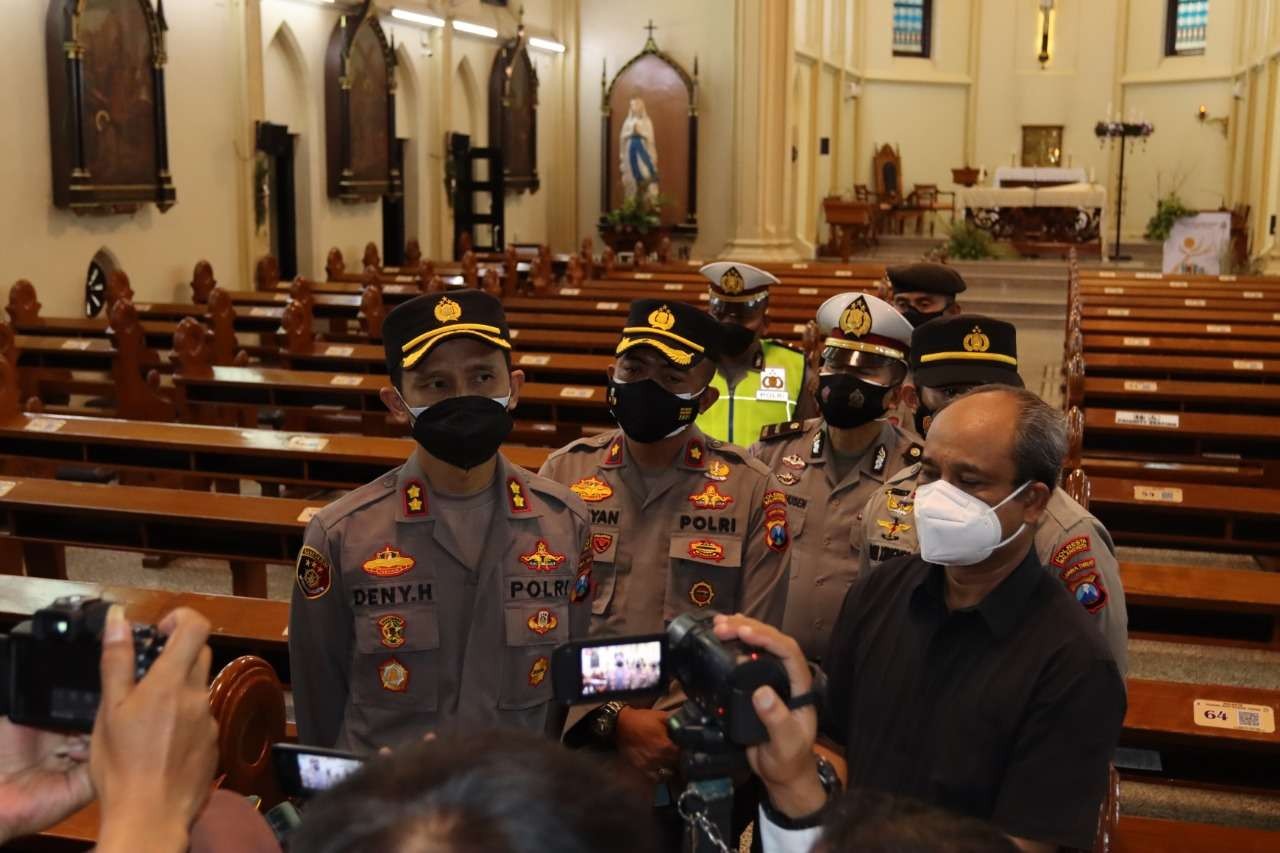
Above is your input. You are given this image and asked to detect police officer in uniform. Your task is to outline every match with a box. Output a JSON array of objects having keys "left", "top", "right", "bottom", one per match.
[
  {"left": 750, "top": 292, "right": 919, "bottom": 663},
  {"left": 539, "top": 299, "right": 790, "bottom": 778},
  {"left": 289, "top": 291, "right": 592, "bottom": 752},
  {"left": 886, "top": 262, "right": 966, "bottom": 328},
  {"left": 857, "top": 314, "right": 1129, "bottom": 674},
  {"left": 696, "top": 262, "right": 811, "bottom": 445}
]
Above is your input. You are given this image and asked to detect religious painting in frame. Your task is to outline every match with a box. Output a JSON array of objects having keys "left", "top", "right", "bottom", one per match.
[
  {"left": 45, "top": 0, "right": 176, "bottom": 214},
  {"left": 488, "top": 34, "right": 539, "bottom": 194},
  {"left": 600, "top": 25, "right": 698, "bottom": 238},
  {"left": 325, "top": 0, "right": 402, "bottom": 203}
]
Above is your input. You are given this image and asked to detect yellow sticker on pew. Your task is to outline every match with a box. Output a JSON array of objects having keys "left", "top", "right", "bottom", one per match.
[
  {"left": 329, "top": 375, "right": 364, "bottom": 386},
  {"left": 0, "top": 481, "right": 16, "bottom": 498},
  {"left": 835, "top": 270, "right": 854, "bottom": 278},
  {"left": 133, "top": 303, "right": 152, "bottom": 312},
  {"left": 1104, "top": 287, "right": 1124, "bottom": 294},
  {"left": 686, "top": 260, "right": 701, "bottom": 266},
  {"left": 287, "top": 436, "right": 329, "bottom": 452},
  {"left": 1122, "top": 337, "right": 1150, "bottom": 347},
  {"left": 249, "top": 307, "right": 275, "bottom": 317},
  {"left": 698, "top": 293, "right": 710, "bottom": 301},
  {"left": 1133, "top": 485, "right": 1183, "bottom": 503},
  {"left": 1193, "top": 700, "right": 1275, "bottom": 734},
  {"left": 24, "top": 418, "right": 66, "bottom": 433},
  {"left": 1184, "top": 299, "right": 1207, "bottom": 307},
  {"left": 59, "top": 339, "right": 92, "bottom": 351},
  {"left": 1273, "top": 313, "right": 1280, "bottom": 321},
  {"left": 395, "top": 276, "right": 415, "bottom": 283},
  {"left": 1245, "top": 291, "right": 1264, "bottom": 299},
  {"left": 324, "top": 345, "right": 354, "bottom": 357},
  {"left": 509, "top": 329, "right": 520, "bottom": 339},
  {"left": 518, "top": 355, "right": 549, "bottom": 366},
  {"left": 663, "top": 283, "right": 685, "bottom": 291},
  {"left": 1135, "top": 272, "right": 1161, "bottom": 280},
  {"left": 792, "top": 324, "right": 806, "bottom": 333},
  {"left": 1098, "top": 271, "right": 1117, "bottom": 278},
  {"left": 560, "top": 387, "right": 594, "bottom": 399},
  {"left": 273, "top": 293, "right": 288, "bottom": 302},
  {"left": 633, "top": 273, "right": 654, "bottom": 280},
  {"left": 1169, "top": 281, "right": 1188, "bottom": 288},
  {"left": 1205, "top": 325, "right": 1232, "bottom": 333},
  {"left": 1220, "top": 275, "right": 1238, "bottom": 282},
  {"left": 559, "top": 288, "right": 581, "bottom": 296},
  {"left": 798, "top": 288, "right": 819, "bottom": 295},
  {"left": 1106, "top": 309, "right": 1131, "bottom": 317},
  {"left": 790, "top": 263, "right": 809, "bottom": 270},
  {"left": 296, "top": 507, "right": 322, "bottom": 524},
  {"left": 1123, "top": 381, "right": 1158, "bottom": 392},
  {"left": 1233, "top": 360, "right": 1265, "bottom": 371},
  {"left": 1114, "top": 411, "right": 1179, "bottom": 428},
  {"left": 595, "top": 302, "right": 620, "bottom": 310}
]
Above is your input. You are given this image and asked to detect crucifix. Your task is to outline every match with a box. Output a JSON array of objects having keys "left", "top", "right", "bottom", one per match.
[{"left": 644, "top": 19, "right": 657, "bottom": 47}]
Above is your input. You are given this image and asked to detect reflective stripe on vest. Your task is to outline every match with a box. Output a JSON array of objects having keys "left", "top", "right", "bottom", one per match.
[{"left": 697, "top": 341, "right": 805, "bottom": 445}]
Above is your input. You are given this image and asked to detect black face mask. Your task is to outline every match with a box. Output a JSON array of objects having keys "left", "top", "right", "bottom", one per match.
[
  {"left": 720, "top": 323, "right": 756, "bottom": 358},
  {"left": 408, "top": 395, "right": 513, "bottom": 470},
  {"left": 818, "top": 374, "right": 889, "bottom": 428},
  {"left": 608, "top": 378, "right": 703, "bottom": 443},
  {"left": 900, "top": 306, "right": 947, "bottom": 328},
  {"left": 913, "top": 403, "right": 934, "bottom": 438}
]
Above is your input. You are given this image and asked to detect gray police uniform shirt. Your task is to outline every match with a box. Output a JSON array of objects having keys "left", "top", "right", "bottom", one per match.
[
  {"left": 288, "top": 452, "right": 593, "bottom": 753},
  {"left": 749, "top": 418, "right": 921, "bottom": 661},
  {"left": 858, "top": 466, "right": 1129, "bottom": 676}
]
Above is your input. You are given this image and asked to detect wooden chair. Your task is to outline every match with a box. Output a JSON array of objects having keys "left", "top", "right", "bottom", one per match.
[
  {"left": 906, "top": 183, "right": 956, "bottom": 236},
  {"left": 871, "top": 143, "right": 912, "bottom": 235}
]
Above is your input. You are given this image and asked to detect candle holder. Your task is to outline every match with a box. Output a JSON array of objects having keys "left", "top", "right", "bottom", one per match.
[{"left": 1094, "top": 121, "right": 1154, "bottom": 260}]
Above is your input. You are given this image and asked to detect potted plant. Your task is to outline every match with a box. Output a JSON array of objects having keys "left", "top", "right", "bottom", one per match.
[
  {"left": 600, "top": 183, "right": 672, "bottom": 253},
  {"left": 1144, "top": 193, "right": 1194, "bottom": 241}
]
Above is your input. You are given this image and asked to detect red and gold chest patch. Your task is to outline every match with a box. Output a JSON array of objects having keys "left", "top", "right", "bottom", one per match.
[
  {"left": 378, "top": 658, "right": 409, "bottom": 693},
  {"left": 689, "top": 580, "right": 716, "bottom": 607},
  {"left": 403, "top": 480, "right": 427, "bottom": 517},
  {"left": 377, "top": 614, "right": 407, "bottom": 649},
  {"left": 528, "top": 656, "right": 550, "bottom": 686},
  {"left": 689, "top": 483, "right": 734, "bottom": 510},
  {"left": 1051, "top": 536, "right": 1091, "bottom": 568},
  {"left": 520, "top": 539, "right": 566, "bottom": 572},
  {"left": 705, "top": 460, "right": 730, "bottom": 481},
  {"left": 688, "top": 539, "right": 725, "bottom": 562},
  {"left": 570, "top": 475, "right": 614, "bottom": 502},
  {"left": 592, "top": 533, "right": 614, "bottom": 554},
  {"left": 362, "top": 545, "right": 416, "bottom": 578},
  {"left": 527, "top": 608, "right": 559, "bottom": 635},
  {"left": 296, "top": 545, "right": 331, "bottom": 599}
]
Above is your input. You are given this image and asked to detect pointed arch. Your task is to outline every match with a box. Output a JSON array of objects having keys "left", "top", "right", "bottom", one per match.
[
  {"left": 453, "top": 55, "right": 481, "bottom": 139},
  {"left": 396, "top": 44, "right": 421, "bottom": 247},
  {"left": 263, "top": 20, "right": 315, "bottom": 278}
]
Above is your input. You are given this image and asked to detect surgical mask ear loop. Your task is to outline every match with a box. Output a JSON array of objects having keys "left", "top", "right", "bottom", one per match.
[{"left": 989, "top": 481, "right": 1034, "bottom": 549}]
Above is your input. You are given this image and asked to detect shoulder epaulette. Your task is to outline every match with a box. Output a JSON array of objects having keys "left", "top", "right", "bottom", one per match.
[
  {"left": 525, "top": 473, "right": 590, "bottom": 522},
  {"left": 544, "top": 431, "right": 614, "bottom": 461},
  {"left": 315, "top": 473, "right": 396, "bottom": 525},
  {"left": 758, "top": 420, "right": 806, "bottom": 442}
]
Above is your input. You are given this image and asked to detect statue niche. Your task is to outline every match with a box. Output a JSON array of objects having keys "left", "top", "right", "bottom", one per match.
[
  {"left": 45, "top": 0, "right": 176, "bottom": 213},
  {"left": 325, "top": 1, "right": 401, "bottom": 203},
  {"left": 488, "top": 33, "right": 539, "bottom": 194}
]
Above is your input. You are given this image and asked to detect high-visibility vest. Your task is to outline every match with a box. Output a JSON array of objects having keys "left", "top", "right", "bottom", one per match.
[{"left": 697, "top": 341, "right": 806, "bottom": 446}]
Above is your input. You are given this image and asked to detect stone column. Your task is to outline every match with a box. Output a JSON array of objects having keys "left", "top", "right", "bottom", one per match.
[{"left": 720, "top": 0, "right": 800, "bottom": 261}]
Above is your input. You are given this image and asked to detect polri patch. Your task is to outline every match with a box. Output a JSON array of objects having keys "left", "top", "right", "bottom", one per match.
[
  {"left": 571, "top": 475, "right": 613, "bottom": 502},
  {"left": 1051, "top": 536, "right": 1091, "bottom": 568},
  {"left": 362, "top": 545, "right": 416, "bottom": 578},
  {"left": 296, "top": 545, "right": 332, "bottom": 600},
  {"left": 520, "top": 540, "right": 566, "bottom": 572},
  {"left": 688, "top": 539, "right": 726, "bottom": 562},
  {"left": 689, "top": 483, "right": 734, "bottom": 510},
  {"left": 377, "top": 614, "right": 407, "bottom": 649},
  {"left": 766, "top": 514, "right": 789, "bottom": 552}
]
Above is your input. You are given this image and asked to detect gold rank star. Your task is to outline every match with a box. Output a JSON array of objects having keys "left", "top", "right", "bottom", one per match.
[{"left": 406, "top": 484, "right": 423, "bottom": 512}]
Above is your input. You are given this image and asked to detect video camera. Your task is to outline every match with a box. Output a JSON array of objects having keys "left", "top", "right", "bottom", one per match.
[
  {"left": 552, "top": 610, "right": 790, "bottom": 746},
  {"left": 0, "top": 596, "right": 167, "bottom": 732}
]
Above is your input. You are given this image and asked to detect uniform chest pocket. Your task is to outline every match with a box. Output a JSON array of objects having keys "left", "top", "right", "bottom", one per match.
[
  {"left": 497, "top": 601, "right": 568, "bottom": 711},
  {"left": 351, "top": 607, "right": 441, "bottom": 711},
  {"left": 586, "top": 526, "right": 620, "bottom": 617},
  {"left": 665, "top": 533, "right": 744, "bottom": 619}
]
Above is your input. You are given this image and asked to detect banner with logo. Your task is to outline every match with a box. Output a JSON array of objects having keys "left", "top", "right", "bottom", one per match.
[{"left": 1163, "top": 212, "right": 1231, "bottom": 274}]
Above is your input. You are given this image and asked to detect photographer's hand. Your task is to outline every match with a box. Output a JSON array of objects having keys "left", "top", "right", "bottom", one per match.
[
  {"left": 713, "top": 614, "right": 825, "bottom": 820},
  {"left": 91, "top": 606, "right": 219, "bottom": 853},
  {"left": 615, "top": 708, "right": 678, "bottom": 780},
  {"left": 0, "top": 720, "right": 92, "bottom": 843}
]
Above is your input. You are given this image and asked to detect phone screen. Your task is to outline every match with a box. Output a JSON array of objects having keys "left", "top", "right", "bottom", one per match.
[
  {"left": 580, "top": 639, "right": 663, "bottom": 697},
  {"left": 297, "top": 753, "right": 363, "bottom": 793}
]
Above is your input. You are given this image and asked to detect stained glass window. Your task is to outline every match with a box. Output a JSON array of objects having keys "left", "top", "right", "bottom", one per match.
[
  {"left": 1167, "top": 0, "right": 1208, "bottom": 56},
  {"left": 893, "top": 0, "right": 931, "bottom": 58}
]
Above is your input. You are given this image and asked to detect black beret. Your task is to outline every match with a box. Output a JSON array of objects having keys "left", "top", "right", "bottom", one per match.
[
  {"left": 886, "top": 263, "right": 967, "bottom": 296},
  {"left": 617, "top": 299, "right": 725, "bottom": 367},
  {"left": 382, "top": 290, "right": 510, "bottom": 376},
  {"left": 909, "top": 314, "right": 1024, "bottom": 388}
]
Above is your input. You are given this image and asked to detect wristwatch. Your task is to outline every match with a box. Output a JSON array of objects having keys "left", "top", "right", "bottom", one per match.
[
  {"left": 761, "top": 754, "right": 842, "bottom": 830},
  {"left": 591, "top": 701, "right": 628, "bottom": 744}
]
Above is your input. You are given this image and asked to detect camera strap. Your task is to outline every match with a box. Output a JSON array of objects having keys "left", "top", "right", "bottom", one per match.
[{"left": 785, "top": 689, "right": 819, "bottom": 711}]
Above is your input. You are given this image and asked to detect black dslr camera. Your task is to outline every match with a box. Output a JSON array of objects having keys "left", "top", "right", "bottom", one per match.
[
  {"left": 0, "top": 596, "right": 166, "bottom": 732},
  {"left": 552, "top": 610, "right": 790, "bottom": 746}
]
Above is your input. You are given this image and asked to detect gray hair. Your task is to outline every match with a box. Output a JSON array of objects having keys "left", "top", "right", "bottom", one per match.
[{"left": 960, "top": 385, "right": 1067, "bottom": 489}]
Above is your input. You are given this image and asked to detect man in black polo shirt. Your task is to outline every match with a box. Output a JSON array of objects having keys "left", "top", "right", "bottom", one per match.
[{"left": 714, "top": 385, "right": 1126, "bottom": 852}]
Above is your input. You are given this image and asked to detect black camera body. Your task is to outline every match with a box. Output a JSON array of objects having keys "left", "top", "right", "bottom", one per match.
[{"left": 0, "top": 596, "right": 166, "bottom": 732}]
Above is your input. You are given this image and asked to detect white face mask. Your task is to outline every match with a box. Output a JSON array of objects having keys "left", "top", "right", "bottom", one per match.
[{"left": 914, "top": 479, "right": 1031, "bottom": 566}]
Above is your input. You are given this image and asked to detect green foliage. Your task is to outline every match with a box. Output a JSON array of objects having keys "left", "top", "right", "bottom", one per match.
[
  {"left": 604, "top": 183, "right": 670, "bottom": 233},
  {"left": 1144, "top": 193, "right": 1195, "bottom": 241},
  {"left": 945, "top": 221, "right": 997, "bottom": 260}
]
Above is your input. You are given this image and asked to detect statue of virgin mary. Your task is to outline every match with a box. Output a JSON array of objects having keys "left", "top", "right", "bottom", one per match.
[{"left": 620, "top": 97, "right": 660, "bottom": 203}]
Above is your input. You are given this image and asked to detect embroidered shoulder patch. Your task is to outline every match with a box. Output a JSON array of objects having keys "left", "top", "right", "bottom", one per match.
[
  {"left": 296, "top": 545, "right": 331, "bottom": 599},
  {"left": 1051, "top": 536, "right": 1091, "bottom": 568}
]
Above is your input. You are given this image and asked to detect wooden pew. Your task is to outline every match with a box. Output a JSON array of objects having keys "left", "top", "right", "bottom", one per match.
[
  {"left": 1081, "top": 318, "right": 1280, "bottom": 341},
  {"left": 1121, "top": 562, "right": 1280, "bottom": 651},
  {"left": 1113, "top": 817, "right": 1280, "bottom": 853},
  {"left": 1081, "top": 304, "right": 1280, "bottom": 324},
  {"left": 1081, "top": 352, "right": 1278, "bottom": 381}
]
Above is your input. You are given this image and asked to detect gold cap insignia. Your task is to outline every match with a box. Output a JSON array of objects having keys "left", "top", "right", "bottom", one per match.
[
  {"left": 963, "top": 326, "right": 991, "bottom": 353},
  {"left": 839, "top": 295, "right": 873, "bottom": 338},
  {"left": 719, "top": 267, "right": 745, "bottom": 295},
  {"left": 647, "top": 304, "right": 676, "bottom": 331},
  {"left": 433, "top": 297, "right": 462, "bottom": 324}
]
